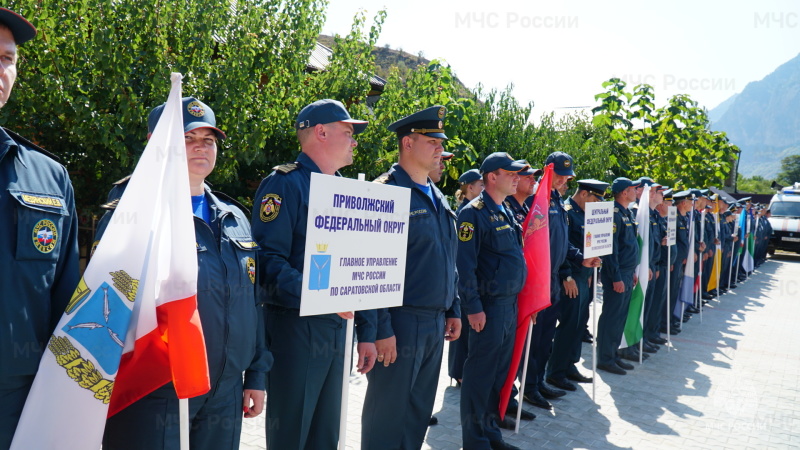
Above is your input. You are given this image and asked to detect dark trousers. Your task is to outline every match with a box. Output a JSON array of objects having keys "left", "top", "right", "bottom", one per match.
[
  {"left": 264, "top": 309, "right": 344, "bottom": 450},
  {"left": 0, "top": 375, "right": 34, "bottom": 449},
  {"left": 103, "top": 376, "right": 244, "bottom": 450},
  {"left": 461, "top": 302, "right": 516, "bottom": 449},
  {"left": 522, "top": 302, "right": 561, "bottom": 391},
  {"left": 547, "top": 275, "right": 591, "bottom": 380},
  {"left": 597, "top": 270, "right": 634, "bottom": 366},
  {"left": 362, "top": 308, "right": 445, "bottom": 450},
  {"left": 447, "top": 315, "right": 470, "bottom": 381},
  {"left": 669, "top": 262, "right": 685, "bottom": 325},
  {"left": 645, "top": 267, "right": 669, "bottom": 340}
]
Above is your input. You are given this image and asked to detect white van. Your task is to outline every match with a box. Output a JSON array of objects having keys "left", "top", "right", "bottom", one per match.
[{"left": 768, "top": 183, "right": 800, "bottom": 253}]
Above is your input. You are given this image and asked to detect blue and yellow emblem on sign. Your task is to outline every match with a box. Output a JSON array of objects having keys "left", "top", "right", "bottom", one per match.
[
  {"left": 32, "top": 219, "right": 58, "bottom": 253},
  {"left": 309, "top": 243, "right": 331, "bottom": 291},
  {"left": 62, "top": 282, "right": 131, "bottom": 374}
]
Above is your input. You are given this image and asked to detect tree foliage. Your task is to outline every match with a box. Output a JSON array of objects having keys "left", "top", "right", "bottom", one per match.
[
  {"left": 777, "top": 154, "right": 800, "bottom": 185},
  {"left": 592, "top": 78, "right": 740, "bottom": 190}
]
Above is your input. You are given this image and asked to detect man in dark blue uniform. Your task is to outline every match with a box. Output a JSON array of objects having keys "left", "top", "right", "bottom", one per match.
[
  {"left": 252, "top": 99, "right": 377, "bottom": 450},
  {"left": 668, "top": 190, "right": 692, "bottom": 332},
  {"left": 0, "top": 10, "right": 81, "bottom": 448},
  {"left": 448, "top": 168, "right": 483, "bottom": 385},
  {"left": 596, "top": 178, "right": 640, "bottom": 375},
  {"left": 546, "top": 179, "right": 608, "bottom": 390},
  {"left": 362, "top": 106, "right": 461, "bottom": 450},
  {"left": 517, "top": 152, "right": 601, "bottom": 408},
  {"left": 645, "top": 188, "right": 674, "bottom": 345},
  {"left": 503, "top": 163, "right": 539, "bottom": 225},
  {"left": 101, "top": 97, "right": 271, "bottom": 450},
  {"left": 457, "top": 152, "right": 527, "bottom": 450}
]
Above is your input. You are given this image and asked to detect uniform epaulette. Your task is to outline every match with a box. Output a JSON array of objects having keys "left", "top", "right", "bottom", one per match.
[
  {"left": 112, "top": 175, "right": 132, "bottom": 185},
  {"left": 373, "top": 173, "right": 391, "bottom": 184},
  {"left": 100, "top": 198, "right": 120, "bottom": 210},
  {"left": 274, "top": 163, "right": 298, "bottom": 174},
  {"left": 3, "top": 128, "right": 60, "bottom": 162},
  {"left": 564, "top": 204, "right": 573, "bottom": 211},
  {"left": 212, "top": 190, "right": 250, "bottom": 217},
  {"left": 474, "top": 198, "right": 485, "bottom": 210}
]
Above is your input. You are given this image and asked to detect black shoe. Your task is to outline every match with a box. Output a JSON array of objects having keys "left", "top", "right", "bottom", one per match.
[
  {"left": 597, "top": 363, "right": 626, "bottom": 375},
  {"left": 686, "top": 306, "right": 700, "bottom": 314},
  {"left": 729, "top": 283, "right": 737, "bottom": 289},
  {"left": 495, "top": 416, "right": 515, "bottom": 430},
  {"left": 615, "top": 358, "right": 635, "bottom": 370},
  {"left": 618, "top": 349, "right": 648, "bottom": 362},
  {"left": 546, "top": 377, "right": 577, "bottom": 391},
  {"left": 428, "top": 415, "right": 438, "bottom": 426},
  {"left": 642, "top": 342, "right": 659, "bottom": 353},
  {"left": 539, "top": 384, "right": 566, "bottom": 399},
  {"left": 649, "top": 336, "right": 668, "bottom": 345},
  {"left": 670, "top": 326, "right": 681, "bottom": 335},
  {"left": 523, "top": 391, "right": 552, "bottom": 410},
  {"left": 682, "top": 315, "right": 691, "bottom": 323},
  {"left": 490, "top": 440, "right": 522, "bottom": 450},
  {"left": 566, "top": 372, "right": 593, "bottom": 383},
  {"left": 506, "top": 404, "right": 536, "bottom": 421},
  {"left": 582, "top": 332, "right": 593, "bottom": 343}
]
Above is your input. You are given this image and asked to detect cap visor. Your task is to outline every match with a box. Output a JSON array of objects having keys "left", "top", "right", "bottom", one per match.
[
  {"left": 341, "top": 119, "right": 368, "bottom": 135},
  {"left": 185, "top": 123, "right": 227, "bottom": 140}
]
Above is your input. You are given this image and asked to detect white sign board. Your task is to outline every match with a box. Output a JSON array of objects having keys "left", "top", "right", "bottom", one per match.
[
  {"left": 583, "top": 201, "right": 614, "bottom": 258},
  {"left": 667, "top": 206, "right": 677, "bottom": 245},
  {"left": 300, "top": 173, "right": 410, "bottom": 316}
]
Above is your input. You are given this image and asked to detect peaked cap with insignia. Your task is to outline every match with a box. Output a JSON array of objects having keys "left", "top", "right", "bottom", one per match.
[{"left": 387, "top": 105, "right": 448, "bottom": 139}]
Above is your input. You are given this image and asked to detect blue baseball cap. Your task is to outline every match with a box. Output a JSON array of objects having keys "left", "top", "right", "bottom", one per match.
[
  {"left": 611, "top": 177, "right": 640, "bottom": 193},
  {"left": 480, "top": 152, "right": 529, "bottom": 174},
  {"left": 458, "top": 169, "right": 482, "bottom": 184},
  {"left": 387, "top": 106, "right": 448, "bottom": 139},
  {"left": 544, "top": 151, "right": 575, "bottom": 177},
  {"left": 0, "top": 8, "right": 36, "bottom": 45},
  {"left": 295, "top": 99, "right": 368, "bottom": 135},
  {"left": 148, "top": 97, "right": 226, "bottom": 140}
]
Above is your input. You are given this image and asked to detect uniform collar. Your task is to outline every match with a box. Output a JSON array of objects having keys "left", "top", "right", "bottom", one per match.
[
  {"left": 0, "top": 127, "right": 17, "bottom": 164},
  {"left": 565, "top": 196, "right": 583, "bottom": 213}
]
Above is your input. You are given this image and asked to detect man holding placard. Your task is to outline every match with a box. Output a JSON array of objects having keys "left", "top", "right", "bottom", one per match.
[
  {"left": 251, "top": 99, "right": 377, "bottom": 450},
  {"left": 362, "top": 106, "right": 461, "bottom": 450},
  {"left": 596, "top": 178, "right": 640, "bottom": 375},
  {"left": 546, "top": 179, "right": 608, "bottom": 390}
]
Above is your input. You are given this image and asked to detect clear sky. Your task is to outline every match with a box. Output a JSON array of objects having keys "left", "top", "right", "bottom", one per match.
[{"left": 323, "top": 0, "right": 800, "bottom": 119}]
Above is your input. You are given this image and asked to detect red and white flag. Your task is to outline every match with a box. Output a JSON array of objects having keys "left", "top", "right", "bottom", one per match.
[{"left": 11, "top": 73, "right": 209, "bottom": 449}]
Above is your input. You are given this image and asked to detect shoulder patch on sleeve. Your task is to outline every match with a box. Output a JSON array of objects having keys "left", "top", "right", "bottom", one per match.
[
  {"left": 458, "top": 222, "right": 475, "bottom": 242},
  {"left": 260, "top": 193, "right": 282, "bottom": 222},
  {"left": 274, "top": 163, "right": 298, "bottom": 174}
]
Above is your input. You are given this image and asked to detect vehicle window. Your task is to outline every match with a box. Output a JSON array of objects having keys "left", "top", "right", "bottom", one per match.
[{"left": 770, "top": 201, "right": 800, "bottom": 217}]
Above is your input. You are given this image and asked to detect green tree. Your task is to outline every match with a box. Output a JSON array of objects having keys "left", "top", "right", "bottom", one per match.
[{"left": 777, "top": 154, "right": 800, "bottom": 184}]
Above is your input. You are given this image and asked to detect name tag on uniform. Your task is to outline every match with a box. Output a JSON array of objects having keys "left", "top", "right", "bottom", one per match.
[{"left": 495, "top": 224, "right": 511, "bottom": 231}]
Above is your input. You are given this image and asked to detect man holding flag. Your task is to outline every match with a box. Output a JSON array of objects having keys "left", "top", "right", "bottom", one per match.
[
  {"left": 0, "top": 8, "right": 81, "bottom": 447},
  {"left": 97, "top": 97, "right": 271, "bottom": 449},
  {"left": 514, "top": 152, "right": 601, "bottom": 408},
  {"left": 596, "top": 178, "right": 640, "bottom": 375},
  {"left": 12, "top": 76, "right": 216, "bottom": 449},
  {"left": 457, "top": 152, "right": 527, "bottom": 450}
]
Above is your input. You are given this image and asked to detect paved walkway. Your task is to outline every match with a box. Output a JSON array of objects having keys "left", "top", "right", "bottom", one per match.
[{"left": 240, "top": 255, "right": 800, "bottom": 449}]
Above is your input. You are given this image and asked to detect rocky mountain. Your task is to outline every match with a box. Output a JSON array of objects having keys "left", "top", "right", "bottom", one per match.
[{"left": 710, "top": 53, "right": 800, "bottom": 179}]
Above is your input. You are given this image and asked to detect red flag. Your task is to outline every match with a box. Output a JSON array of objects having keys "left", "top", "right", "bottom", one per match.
[{"left": 498, "top": 163, "right": 553, "bottom": 418}]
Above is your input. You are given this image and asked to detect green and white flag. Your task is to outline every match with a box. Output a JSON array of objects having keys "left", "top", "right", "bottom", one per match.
[{"left": 621, "top": 184, "right": 650, "bottom": 348}]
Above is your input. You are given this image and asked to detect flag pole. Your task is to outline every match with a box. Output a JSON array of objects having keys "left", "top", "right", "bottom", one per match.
[
  {"left": 339, "top": 317, "right": 354, "bottom": 449},
  {"left": 180, "top": 398, "right": 190, "bottom": 450},
  {"left": 698, "top": 211, "right": 705, "bottom": 324},
  {"left": 591, "top": 266, "right": 598, "bottom": 402},
  {"left": 666, "top": 246, "right": 671, "bottom": 352},
  {"left": 638, "top": 285, "right": 644, "bottom": 365},
  {"left": 514, "top": 319, "right": 534, "bottom": 434}
]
